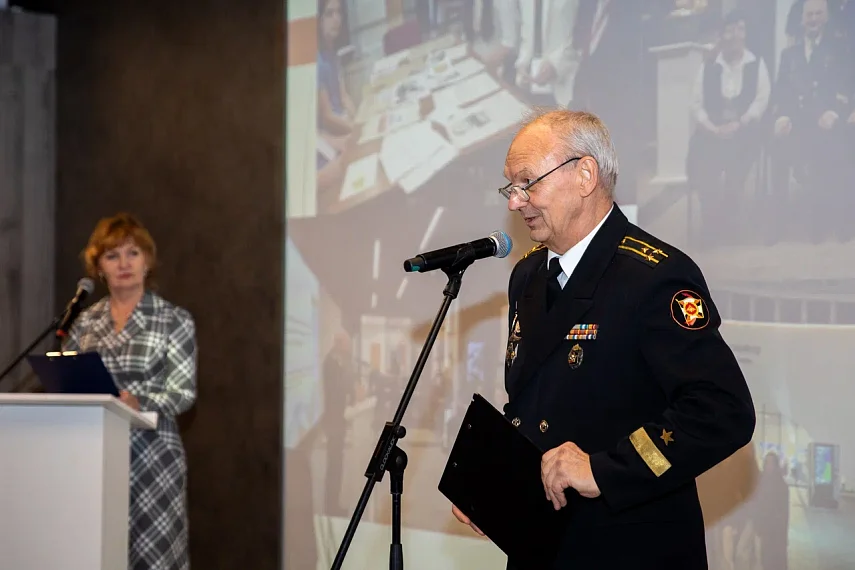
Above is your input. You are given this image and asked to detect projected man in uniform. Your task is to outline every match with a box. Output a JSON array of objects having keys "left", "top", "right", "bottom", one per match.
[{"left": 769, "top": 0, "right": 853, "bottom": 243}]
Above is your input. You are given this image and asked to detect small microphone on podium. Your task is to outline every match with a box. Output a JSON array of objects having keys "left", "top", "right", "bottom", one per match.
[
  {"left": 403, "top": 230, "right": 513, "bottom": 273},
  {"left": 55, "top": 278, "right": 95, "bottom": 338}
]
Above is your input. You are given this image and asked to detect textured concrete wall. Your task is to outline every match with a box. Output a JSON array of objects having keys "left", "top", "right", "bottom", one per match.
[
  {"left": 55, "top": 1, "right": 284, "bottom": 567},
  {"left": 0, "top": 10, "right": 56, "bottom": 392}
]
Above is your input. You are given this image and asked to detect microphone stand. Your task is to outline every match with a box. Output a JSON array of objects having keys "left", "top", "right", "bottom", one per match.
[
  {"left": 0, "top": 314, "right": 62, "bottom": 384},
  {"left": 330, "top": 258, "right": 474, "bottom": 570}
]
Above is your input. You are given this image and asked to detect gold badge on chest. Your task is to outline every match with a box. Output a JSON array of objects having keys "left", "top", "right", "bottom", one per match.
[
  {"left": 567, "top": 343, "right": 584, "bottom": 369},
  {"left": 505, "top": 313, "right": 521, "bottom": 368}
]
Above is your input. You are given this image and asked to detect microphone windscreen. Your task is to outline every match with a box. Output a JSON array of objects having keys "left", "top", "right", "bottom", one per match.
[
  {"left": 78, "top": 277, "right": 95, "bottom": 294},
  {"left": 490, "top": 230, "right": 513, "bottom": 259}
]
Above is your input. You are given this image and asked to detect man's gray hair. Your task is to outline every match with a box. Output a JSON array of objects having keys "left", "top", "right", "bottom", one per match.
[{"left": 520, "top": 107, "right": 619, "bottom": 195}]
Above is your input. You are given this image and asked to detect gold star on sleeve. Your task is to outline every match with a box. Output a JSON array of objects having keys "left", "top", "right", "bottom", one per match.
[{"left": 660, "top": 429, "right": 674, "bottom": 446}]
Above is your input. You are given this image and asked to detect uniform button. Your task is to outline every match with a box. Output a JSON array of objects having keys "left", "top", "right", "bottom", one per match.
[
  {"left": 539, "top": 420, "right": 549, "bottom": 433},
  {"left": 511, "top": 417, "right": 521, "bottom": 427}
]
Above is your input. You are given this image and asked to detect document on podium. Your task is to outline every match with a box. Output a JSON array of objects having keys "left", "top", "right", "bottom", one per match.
[
  {"left": 27, "top": 351, "right": 120, "bottom": 397},
  {"left": 438, "top": 394, "right": 565, "bottom": 569}
]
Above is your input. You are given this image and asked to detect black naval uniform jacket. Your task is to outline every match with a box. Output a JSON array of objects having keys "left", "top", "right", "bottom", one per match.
[{"left": 503, "top": 205, "right": 755, "bottom": 570}]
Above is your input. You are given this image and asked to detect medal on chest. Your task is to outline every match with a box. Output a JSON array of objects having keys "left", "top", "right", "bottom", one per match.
[
  {"left": 567, "top": 344, "right": 584, "bottom": 369},
  {"left": 565, "top": 324, "right": 597, "bottom": 369},
  {"left": 505, "top": 313, "right": 521, "bottom": 369}
]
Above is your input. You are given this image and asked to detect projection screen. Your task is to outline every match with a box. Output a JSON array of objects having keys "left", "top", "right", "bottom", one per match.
[{"left": 285, "top": 0, "right": 855, "bottom": 568}]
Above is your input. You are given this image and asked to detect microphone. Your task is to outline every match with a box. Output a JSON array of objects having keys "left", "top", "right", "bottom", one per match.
[
  {"left": 55, "top": 278, "right": 95, "bottom": 338},
  {"left": 403, "top": 230, "right": 513, "bottom": 273}
]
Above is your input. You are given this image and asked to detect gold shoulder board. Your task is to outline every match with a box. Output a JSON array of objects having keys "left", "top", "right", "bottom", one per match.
[
  {"left": 617, "top": 235, "right": 669, "bottom": 267},
  {"left": 521, "top": 244, "right": 546, "bottom": 260}
]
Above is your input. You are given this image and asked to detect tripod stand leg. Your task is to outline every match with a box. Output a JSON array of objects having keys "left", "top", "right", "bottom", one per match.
[{"left": 388, "top": 445, "right": 408, "bottom": 570}]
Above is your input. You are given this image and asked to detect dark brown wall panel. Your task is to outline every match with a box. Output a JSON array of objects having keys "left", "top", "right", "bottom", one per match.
[{"left": 55, "top": 1, "right": 284, "bottom": 568}]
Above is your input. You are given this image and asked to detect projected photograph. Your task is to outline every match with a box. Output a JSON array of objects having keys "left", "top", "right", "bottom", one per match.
[{"left": 285, "top": 0, "right": 855, "bottom": 568}]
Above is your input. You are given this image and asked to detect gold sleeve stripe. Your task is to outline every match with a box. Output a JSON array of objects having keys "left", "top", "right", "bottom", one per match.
[{"left": 629, "top": 427, "right": 671, "bottom": 477}]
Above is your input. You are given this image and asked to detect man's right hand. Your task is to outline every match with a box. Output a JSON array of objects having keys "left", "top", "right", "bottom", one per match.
[{"left": 451, "top": 504, "right": 485, "bottom": 536}]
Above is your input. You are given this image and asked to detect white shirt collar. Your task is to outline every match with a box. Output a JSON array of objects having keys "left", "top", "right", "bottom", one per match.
[
  {"left": 714, "top": 48, "right": 756, "bottom": 69},
  {"left": 547, "top": 204, "right": 613, "bottom": 280}
]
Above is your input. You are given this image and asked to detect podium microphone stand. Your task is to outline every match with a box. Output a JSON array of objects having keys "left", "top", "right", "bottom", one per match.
[
  {"left": 329, "top": 259, "right": 473, "bottom": 570},
  {"left": 0, "top": 277, "right": 91, "bottom": 384}
]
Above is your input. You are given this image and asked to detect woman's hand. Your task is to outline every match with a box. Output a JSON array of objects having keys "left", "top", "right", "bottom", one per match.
[{"left": 119, "top": 390, "right": 140, "bottom": 411}]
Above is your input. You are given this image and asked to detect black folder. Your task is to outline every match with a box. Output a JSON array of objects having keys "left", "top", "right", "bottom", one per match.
[
  {"left": 26, "top": 351, "right": 120, "bottom": 397},
  {"left": 438, "top": 394, "right": 564, "bottom": 569}
]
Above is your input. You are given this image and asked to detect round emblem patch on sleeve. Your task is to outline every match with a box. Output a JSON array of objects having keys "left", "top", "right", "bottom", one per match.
[{"left": 671, "top": 290, "right": 708, "bottom": 330}]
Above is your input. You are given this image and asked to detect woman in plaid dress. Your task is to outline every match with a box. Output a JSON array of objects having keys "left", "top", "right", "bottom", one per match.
[{"left": 62, "top": 212, "right": 197, "bottom": 570}]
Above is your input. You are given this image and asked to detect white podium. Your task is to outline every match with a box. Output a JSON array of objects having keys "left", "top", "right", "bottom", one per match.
[
  {"left": 648, "top": 41, "right": 712, "bottom": 187},
  {"left": 0, "top": 394, "right": 157, "bottom": 570}
]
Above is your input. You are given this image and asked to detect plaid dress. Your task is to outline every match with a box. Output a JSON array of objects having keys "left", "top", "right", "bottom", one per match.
[{"left": 63, "top": 290, "right": 197, "bottom": 570}]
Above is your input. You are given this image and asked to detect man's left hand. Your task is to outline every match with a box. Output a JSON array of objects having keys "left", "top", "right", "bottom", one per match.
[{"left": 541, "top": 442, "right": 601, "bottom": 509}]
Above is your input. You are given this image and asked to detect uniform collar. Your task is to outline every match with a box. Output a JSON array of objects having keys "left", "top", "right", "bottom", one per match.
[{"left": 547, "top": 203, "right": 613, "bottom": 278}]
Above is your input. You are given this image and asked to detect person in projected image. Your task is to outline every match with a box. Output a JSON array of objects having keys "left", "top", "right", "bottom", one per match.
[
  {"left": 769, "top": 0, "right": 853, "bottom": 244},
  {"left": 317, "top": 0, "right": 356, "bottom": 137},
  {"left": 752, "top": 451, "right": 790, "bottom": 570},
  {"left": 686, "top": 10, "right": 771, "bottom": 249},
  {"left": 694, "top": 441, "right": 760, "bottom": 570},
  {"left": 512, "top": 0, "right": 579, "bottom": 107},
  {"left": 450, "top": 109, "right": 755, "bottom": 569},
  {"left": 315, "top": 0, "right": 360, "bottom": 209},
  {"left": 62, "top": 212, "right": 197, "bottom": 570},
  {"left": 316, "top": 129, "right": 354, "bottom": 195},
  {"left": 720, "top": 495, "right": 761, "bottom": 570},
  {"left": 568, "top": 0, "right": 646, "bottom": 206},
  {"left": 320, "top": 330, "right": 354, "bottom": 517},
  {"left": 474, "top": 0, "right": 522, "bottom": 85}
]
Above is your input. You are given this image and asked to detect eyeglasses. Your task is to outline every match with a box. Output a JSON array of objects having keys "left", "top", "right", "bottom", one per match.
[{"left": 498, "top": 157, "right": 581, "bottom": 202}]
